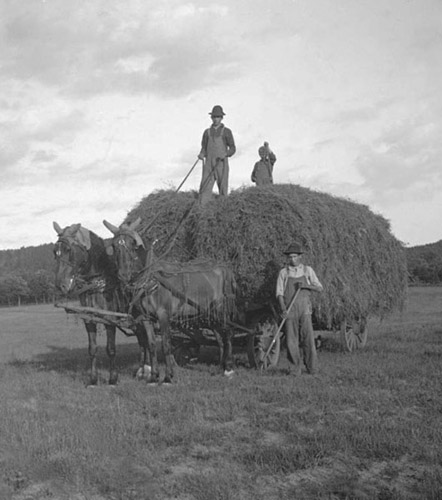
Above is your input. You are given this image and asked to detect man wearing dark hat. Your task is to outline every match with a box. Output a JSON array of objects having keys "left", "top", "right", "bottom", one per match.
[
  {"left": 197, "top": 105, "right": 236, "bottom": 205},
  {"left": 276, "top": 242, "right": 323, "bottom": 375}
]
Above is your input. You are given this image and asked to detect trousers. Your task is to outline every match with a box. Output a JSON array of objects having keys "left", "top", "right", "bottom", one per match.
[
  {"left": 284, "top": 277, "right": 318, "bottom": 374},
  {"left": 199, "top": 158, "right": 229, "bottom": 205}
]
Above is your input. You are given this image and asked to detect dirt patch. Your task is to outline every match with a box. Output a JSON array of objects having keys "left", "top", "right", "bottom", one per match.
[{"left": 285, "top": 454, "right": 437, "bottom": 498}]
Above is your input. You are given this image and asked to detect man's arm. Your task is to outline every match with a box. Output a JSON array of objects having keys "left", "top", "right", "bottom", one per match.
[
  {"left": 303, "top": 267, "right": 323, "bottom": 293},
  {"left": 198, "top": 129, "right": 209, "bottom": 159},
  {"left": 251, "top": 162, "right": 258, "bottom": 182},
  {"left": 224, "top": 128, "right": 236, "bottom": 157}
]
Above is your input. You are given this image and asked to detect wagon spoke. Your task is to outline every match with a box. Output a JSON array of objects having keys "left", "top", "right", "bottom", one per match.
[
  {"left": 247, "top": 316, "right": 280, "bottom": 369},
  {"left": 340, "top": 318, "right": 369, "bottom": 353}
]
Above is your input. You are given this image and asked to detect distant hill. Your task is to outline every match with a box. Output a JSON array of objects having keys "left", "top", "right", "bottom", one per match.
[
  {"left": 0, "top": 243, "right": 55, "bottom": 277},
  {"left": 406, "top": 240, "right": 442, "bottom": 285}
]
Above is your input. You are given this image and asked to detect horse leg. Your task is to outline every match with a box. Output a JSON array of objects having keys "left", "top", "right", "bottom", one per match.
[
  {"left": 214, "top": 328, "right": 234, "bottom": 376},
  {"left": 158, "top": 311, "right": 174, "bottom": 384},
  {"left": 213, "top": 329, "right": 225, "bottom": 369},
  {"left": 223, "top": 328, "right": 234, "bottom": 376},
  {"left": 142, "top": 321, "right": 160, "bottom": 383},
  {"left": 134, "top": 324, "right": 148, "bottom": 378},
  {"left": 105, "top": 325, "right": 118, "bottom": 385},
  {"left": 85, "top": 322, "right": 98, "bottom": 386}
]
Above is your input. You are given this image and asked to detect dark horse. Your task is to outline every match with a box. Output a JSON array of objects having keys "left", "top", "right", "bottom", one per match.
[
  {"left": 53, "top": 222, "right": 149, "bottom": 385},
  {"left": 103, "top": 218, "right": 238, "bottom": 383}
]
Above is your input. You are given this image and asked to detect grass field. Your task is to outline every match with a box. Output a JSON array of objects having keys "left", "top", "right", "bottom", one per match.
[{"left": 0, "top": 288, "right": 441, "bottom": 499}]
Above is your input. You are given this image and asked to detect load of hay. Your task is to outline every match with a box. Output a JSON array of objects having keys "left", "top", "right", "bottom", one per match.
[{"left": 124, "top": 184, "right": 407, "bottom": 329}]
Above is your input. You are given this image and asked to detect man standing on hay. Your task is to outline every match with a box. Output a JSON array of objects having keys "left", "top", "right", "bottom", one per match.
[
  {"left": 276, "top": 242, "right": 323, "bottom": 375},
  {"left": 251, "top": 141, "right": 276, "bottom": 186},
  {"left": 197, "top": 105, "right": 236, "bottom": 205}
]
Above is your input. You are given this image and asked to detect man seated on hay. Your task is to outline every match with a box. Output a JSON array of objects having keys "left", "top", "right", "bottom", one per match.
[{"left": 276, "top": 242, "right": 323, "bottom": 375}]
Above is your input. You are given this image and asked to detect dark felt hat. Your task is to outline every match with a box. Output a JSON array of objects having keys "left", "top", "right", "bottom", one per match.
[
  {"left": 284, "top": 242, "right": 304, "bottom": 254},
  {"left": 209, "top": 105, "right": 225, "bottom": 116}
]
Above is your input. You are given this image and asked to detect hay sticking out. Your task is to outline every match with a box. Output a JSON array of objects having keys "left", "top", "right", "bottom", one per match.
[{"left": 124, "top": 184, "right": 407, "bottom": 329}]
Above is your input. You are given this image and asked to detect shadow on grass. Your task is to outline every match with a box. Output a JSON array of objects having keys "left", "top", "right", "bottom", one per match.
[
  {"left": 7, "top": 343, "right": 141, "bottom": 379},
  {"left": 5, "top": 342, "right": 233, "bottom": 381}
]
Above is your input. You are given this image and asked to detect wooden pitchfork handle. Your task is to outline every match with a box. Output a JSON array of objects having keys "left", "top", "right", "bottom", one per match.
[{"left": 259, "top": 287, "right": 301, "bottom": 369}]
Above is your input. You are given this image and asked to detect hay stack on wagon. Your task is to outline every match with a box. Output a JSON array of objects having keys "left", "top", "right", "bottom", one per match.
[{"left": 124, "top": 184, "right": 407, "bottom": 330}]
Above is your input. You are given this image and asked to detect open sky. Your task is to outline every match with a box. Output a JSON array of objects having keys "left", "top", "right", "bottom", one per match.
[{"left": 1, "top": 0, "right": 441, "bottom": 250}]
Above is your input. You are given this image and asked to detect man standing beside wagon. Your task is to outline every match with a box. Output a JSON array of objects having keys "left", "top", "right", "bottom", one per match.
[{"left": 276, "top": 242, "right": 323, "bottom": 376}]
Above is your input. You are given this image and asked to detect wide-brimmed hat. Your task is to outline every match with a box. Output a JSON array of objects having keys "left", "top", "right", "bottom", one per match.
[
  {"left": 284, "top": 242, "right": 304, "bottom": 255},
  {"left": 209, "top": 105, "right": 225, "bottom": 116}
]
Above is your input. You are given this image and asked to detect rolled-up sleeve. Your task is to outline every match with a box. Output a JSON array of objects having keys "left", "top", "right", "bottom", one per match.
[
  {"left": 307, "top": 267, "right": 323, "bottom": 292},
  {"left": 276, "top": 269, "right": 286, "bottom": 298}
]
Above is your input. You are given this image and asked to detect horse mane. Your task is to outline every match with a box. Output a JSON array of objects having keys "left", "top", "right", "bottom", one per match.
[{"left": 87, "top": 230, "right": 118, "bottom": 281}]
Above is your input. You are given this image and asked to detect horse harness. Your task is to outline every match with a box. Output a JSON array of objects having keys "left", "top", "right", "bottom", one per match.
[{"left": 55, "top": 234, "right": 104, "bottom": 296}]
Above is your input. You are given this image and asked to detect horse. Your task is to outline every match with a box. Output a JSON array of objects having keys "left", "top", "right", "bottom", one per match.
[
  {"left": 53, "top": 222, "right": 149, "bottom": 385},
  {"left": 103, "top": 218, "right": 238, "bottom": 383}
]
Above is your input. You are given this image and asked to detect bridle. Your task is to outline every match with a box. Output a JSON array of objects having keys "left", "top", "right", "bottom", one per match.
[
  {"left": 113, "top": 230, "right": 145, "bottom": 286},
  {"left": 54, "top": 234, "right": 91, "bottom": 286}
]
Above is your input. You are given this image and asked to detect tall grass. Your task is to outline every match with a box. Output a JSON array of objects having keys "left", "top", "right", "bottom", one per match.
[{"left": 0, "top": 288, "right": 442, "bottom": 499}]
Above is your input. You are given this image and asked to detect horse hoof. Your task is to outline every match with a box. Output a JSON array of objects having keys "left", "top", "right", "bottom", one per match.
[{"left": 224, "top": 369, "right": 235, "bottom": 378}]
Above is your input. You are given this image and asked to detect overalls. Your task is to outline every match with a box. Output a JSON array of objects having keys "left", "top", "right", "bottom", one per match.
[
  {"left": 199, "top": 127, "right": 229, "bottom": 205},
  {"left": 252, "top": 159, "right": 273, "bottom": 185},
  {"left": 283, "top": 276, "right": 318, "bottom": 375}
]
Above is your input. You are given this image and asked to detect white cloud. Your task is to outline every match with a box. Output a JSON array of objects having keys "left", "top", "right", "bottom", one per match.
[{"left": 1, "top": 0, "right": 442, "bottom": 249}]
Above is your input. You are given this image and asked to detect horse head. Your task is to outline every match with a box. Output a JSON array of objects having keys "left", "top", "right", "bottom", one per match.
[
  {"left": 53, "top": 221, "right": 91, "bottom": 294},
  {"left": 103, "top": 218, "right": 150, "bottom": 285}
]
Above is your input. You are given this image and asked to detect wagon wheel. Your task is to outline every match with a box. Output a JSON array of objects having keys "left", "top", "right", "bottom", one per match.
[
  {"left": 340, "top": 317, "right": 368, "bottom": 352},
  {"left": 247, "top": 317, "right": 280, "bottom": 369},
  {"left": 172, "top": 344, "right": 199, "bottom": 366}
]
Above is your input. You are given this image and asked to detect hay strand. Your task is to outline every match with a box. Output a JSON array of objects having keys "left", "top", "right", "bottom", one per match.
[{"left": 124, "top": 184, "right": 407, "bottom": 329}]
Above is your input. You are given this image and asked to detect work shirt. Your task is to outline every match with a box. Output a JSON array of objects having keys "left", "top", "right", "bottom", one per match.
[
  {"left": 276, "top": 264, "right": 323, "bottom": 298},
  {"left": 199, "top": 124, "right": 236, "bottom": 159}
]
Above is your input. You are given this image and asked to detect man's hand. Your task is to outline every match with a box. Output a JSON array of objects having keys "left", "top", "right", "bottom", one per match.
[
  {"left": 198, "top": 153, "right": 205, "bottom": 160},
  {"left": 278, "top": 295, "right": 287, "bottom": 319}
]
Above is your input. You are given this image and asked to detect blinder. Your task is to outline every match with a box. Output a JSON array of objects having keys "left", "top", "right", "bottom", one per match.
[{"left": 54, "top": 234, "right": 89, "bottom": 271}]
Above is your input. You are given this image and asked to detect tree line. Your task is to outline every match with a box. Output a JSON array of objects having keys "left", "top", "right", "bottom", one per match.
[
  {"left": 0, "top": 244, "right": 56, "bottom": 306},
  {"left": 0, "top": 239, "right": 441, "bottom": 306},
  {"left": 406, "top": 240, "right": 442, "bottom": 285}
]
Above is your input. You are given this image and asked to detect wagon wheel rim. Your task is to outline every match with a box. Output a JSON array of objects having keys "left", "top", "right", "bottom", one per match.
[
  {"left": 172, "top": 345, "right": 193, "bottom": 366},
  {"left": 259, "top": 334, "right": 280, "bottom": 370},
  {"left": 340, "top": 317, "right": 368, "bottom": 352},
  {"left": 247, "top": 317, "right": 280, "bottom": 369}
]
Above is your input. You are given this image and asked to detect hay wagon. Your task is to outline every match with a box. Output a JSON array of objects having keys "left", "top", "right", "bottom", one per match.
[
  {"left": 121, "top": 183, "right": 407, "bottom": 370},
  {"left": 170, "top": 302, "right": 369, "bottom": 369},
  {"left": 61, "top": 184, "right": 404, "bottom": 371}
]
